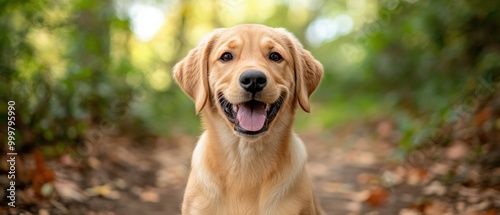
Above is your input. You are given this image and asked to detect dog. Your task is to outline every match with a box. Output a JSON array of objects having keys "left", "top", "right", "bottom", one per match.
[{"left": 173, "top": 24, "right": 324, "bottom": 215}]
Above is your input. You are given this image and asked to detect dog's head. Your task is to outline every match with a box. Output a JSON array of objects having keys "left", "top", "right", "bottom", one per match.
[{"left": 174, "top": 24, "right": 323, "bottom": 138}]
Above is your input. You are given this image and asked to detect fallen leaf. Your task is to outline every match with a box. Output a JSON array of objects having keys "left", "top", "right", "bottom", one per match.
[
  {"left": 357, "top": 173, "right": 378, "bottom": 186},
  {"left": 114, "top": 178, "right": 127, "bottom": 190},
  {"left": 467, "top": 195, "right": 480, "bottom": 204},
  {"left": 40, "top": 183, "right": 54, "bottom": 197},
  {"left": 32, "top": 150, "right": 55, "bottom": 198},
  {"left": 475, "top": 107, "right": 492, "bottom": 125},
  {"left": 321, "top": 182, "right": 352, "bottom": 193},
  {"left": 306, "top": 162, "right": 329, "bottom": 178},
  {"left": 60, "top": 154, "right": 78, "bottom": 167},
  {"left": 366, "top": 187, "right": 389, "bottom": 207},
  {"left": 54, "top": 180, "right": 86, "bottom": 202},
  {"left": 87, "top": 156, "right": 101, "bottom": 169},
  {"left": 39, "top": 209, "right": 49, "bottom": 215},
  {"left": 407, "top": 168, "right": 428, "bottom": 185},
  {"left": 382, "top": 170, "right": 403, "bottom": 186},
  {"left": 423, "top": 181, "right": 446, "bottom": 196},
  {"left": 140, "top": 190, "right": 160, "bottom": 203},
  {"left": 480, "top": 208, "right": 499, "bottom": 215},
  {"left": 446, "top": 141, "right": 469, "bottom": 160},
  {"left": 456, "top": 201, "right": 466, "bottom": 213},
  {"left": 342, "top": 201, "right": 362, "bottom": 212},
  {"left": 430, "top": 163, "right": 451, "bottom": 175},
  {"left": 466, "top": 201, "right": 490, "bottom": 213},
  {"left": 423, "top": 201, "right": 451, "bottom": 215},
  {"left": 351, "top": 190, "right": 370, "bottom": 202},
  {"left": 355, "top": 152, "right": 377, "bottom": 167},
  {"left": 458, "top": 186, "right": 479, "bottom": 197},
  {"left": 399, "top": 208, "right": 421, "bottom": 215},
  {"left": 86, "top": 184, "right": 120, "bottom": 200}
]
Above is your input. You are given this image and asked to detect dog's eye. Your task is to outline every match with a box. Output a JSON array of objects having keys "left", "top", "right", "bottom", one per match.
[
  {"left": 269, "top": 52, "right": 282, "bottom": 62},
  {"left": 220, "top": 52, "right": 233, "bottom": 62}
]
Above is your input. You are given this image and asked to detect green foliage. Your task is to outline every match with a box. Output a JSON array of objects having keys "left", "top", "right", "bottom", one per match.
[
  {"left": 357, "top": 0, "right": 500, "bottom": 147},
  {"left": 1, "top": 0, "right": 498, "bottom": 154}
]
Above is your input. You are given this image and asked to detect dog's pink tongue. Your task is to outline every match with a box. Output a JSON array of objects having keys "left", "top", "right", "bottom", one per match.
[{"left": 237, "top": 103, "right": 266, "bottom": 132}]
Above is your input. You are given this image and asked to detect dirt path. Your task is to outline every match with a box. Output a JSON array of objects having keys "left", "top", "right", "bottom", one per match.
[{"left": 2, "top": 120, "right": 499, "bottom": 214}]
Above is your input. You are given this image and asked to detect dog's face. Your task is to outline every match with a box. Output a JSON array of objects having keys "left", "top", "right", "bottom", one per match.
[{"left": 174, "top": 24, "right": 323, "bottom": 138}]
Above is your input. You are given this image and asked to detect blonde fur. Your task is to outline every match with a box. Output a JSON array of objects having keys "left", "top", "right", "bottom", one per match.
[{"left": 174, "top": 24, "right": 324, "bottom": 215}]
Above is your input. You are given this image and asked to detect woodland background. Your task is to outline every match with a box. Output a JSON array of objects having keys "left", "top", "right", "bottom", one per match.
[{"left": 0, "top": 0, "right": 499, "bottom": 214}]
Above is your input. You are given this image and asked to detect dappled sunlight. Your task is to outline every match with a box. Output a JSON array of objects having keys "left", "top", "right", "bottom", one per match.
[
  {"left": 306, "top": 14, "right": 354, "bottom": 46},
  {"left": 1, "top": 0, "right": 499, "bottom": 214},
  {"left": 146, "top": 68, "right": 171, "bottom": 91},
  {"left": 128, "top": 4, "right": 165, "bottom": 42}
]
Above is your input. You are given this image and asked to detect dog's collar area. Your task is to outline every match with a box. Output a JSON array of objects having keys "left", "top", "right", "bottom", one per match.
[{"left": 219, "top": 94, "right": 283, "bottom": 136}]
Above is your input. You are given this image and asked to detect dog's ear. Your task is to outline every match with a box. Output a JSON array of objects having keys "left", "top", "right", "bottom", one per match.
[
  {"left": 173, "top": 33, "right": 217, "bottom": 114},
  {"left": 296, "top": 48, "right": 323, "bottom": 112},
  {"left": 279, "top": 29, "right": 323, "bottom": 112}
]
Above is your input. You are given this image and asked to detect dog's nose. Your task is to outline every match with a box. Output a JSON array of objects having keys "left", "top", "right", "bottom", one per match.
[{"left": 239, "top": 70, "right": 267, "bottom": 94}]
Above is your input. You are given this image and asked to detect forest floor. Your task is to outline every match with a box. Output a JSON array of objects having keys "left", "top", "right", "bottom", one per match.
[{"left": 1, "top": 97, "right": 500, "bottom": 215}]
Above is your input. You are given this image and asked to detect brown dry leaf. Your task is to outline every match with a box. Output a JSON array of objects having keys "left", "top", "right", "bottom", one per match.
[
  {"left": 446, "top": 141, "right": 469, "bottom": 160},
  {"left": 321, "top": 181, "right": 352, "bottom": 193},
  {"left": 86, "top": 184, "right": 120, "bottom": 200},
  {"left": 38, "top": 209, "right": 49, "bottom": 215},
  {"left": 351, "top": 190, "right": 370, "bottom": 202},
  {"left": 340, "top": 202, "right": 362, "bottom": 212},
  {"left": 423, "top": 201, "right": 451, "bottom": 215},
  {"left": 430, "top": 163, "right": 451, "bottom": 175},
  {"left": 475, "top": 107, "right": 492, "bottom": 125},
  {"left": 465, "top": 201, "right": 490, "bottom": 213},
  {"left": 456, "top": 201, "right": 466, "bottom": 213},
  {"left": 32, "top": 150, "right": 55, "bottom": 198},
  {"left": 458, "top": 186, "right": 479, "bottom": 197},
  {"left": 60, "top": 154, "right": 78, "bottom": 167},
  {"left": 366, "top": 187, "right": 389, "bottom": 207},
  {"left": 479, "top": 208, "right": 499, "bottom": 215},
  {"left": 87, "top": 156, "right": 101, "bottom": 169},
  {"left": 54, "top": 180, "right": 86, "bottom": 202},
  {"left": 354, "top": 151, "right": 377, "bottom": 167},
  {"left": 140, "top": 190, "right": 160, "bottom": 203},
  {"left": 407, "top": 168, "right": 428, "bottom": 185},
  {"left": 399, "top": 208, "right": 422, "bottom": 215},
  {"left": 114, "top": 178, "right": 128, "bottom": 190},
  {"left": 357, "top": 173, "right": 378, "bottom": 186},
  {"left": 306, "top": 162, "right": 329, "bottom": 178},
  {"left": 468, "top": 195, "right": 481, "bottom": 204},
  {"left": 423, "top": 181, "right": 446, "bottom": 196}
]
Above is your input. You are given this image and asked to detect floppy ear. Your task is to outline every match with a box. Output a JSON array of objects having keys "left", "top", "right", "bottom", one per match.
[
  {"left": 279, "top": 29, "right": 323, "bottom": 112},
  {"left": 173, "top": 33, "right": 217, "bottom": 114},
  {"left": 296, "top": 48, "right": 323, "bottom": 112}
]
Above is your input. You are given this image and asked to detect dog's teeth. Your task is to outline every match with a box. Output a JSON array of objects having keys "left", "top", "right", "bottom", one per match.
[
  {"left": 266, "top": 104, "right": 270, "bottom": 111},
  {"left": 233, "top": 105, "right": 238, "bottom": 112}
]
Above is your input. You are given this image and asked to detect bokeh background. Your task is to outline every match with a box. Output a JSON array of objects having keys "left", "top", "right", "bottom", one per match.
[{"left": 1, "top": 0, "right": 499, "bottom": 214}]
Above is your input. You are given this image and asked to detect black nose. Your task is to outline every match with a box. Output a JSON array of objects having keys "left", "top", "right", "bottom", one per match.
[{"left": 239, "top": 70, "right": 267, "bottom": 94}]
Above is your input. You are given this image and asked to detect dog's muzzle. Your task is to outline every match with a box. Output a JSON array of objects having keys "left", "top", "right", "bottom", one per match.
[{"left": 219, "top": 94, "right": 283, "bottom": 135}]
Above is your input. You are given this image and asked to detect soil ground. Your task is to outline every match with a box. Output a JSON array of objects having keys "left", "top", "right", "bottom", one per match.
[{"left": 1, "top": 118, "right": 499, "bottom": 215}]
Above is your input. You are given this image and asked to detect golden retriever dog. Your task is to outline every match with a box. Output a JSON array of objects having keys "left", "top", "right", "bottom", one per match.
[{"left": 173, "top": 24, "right": 324, "bottom": 215}]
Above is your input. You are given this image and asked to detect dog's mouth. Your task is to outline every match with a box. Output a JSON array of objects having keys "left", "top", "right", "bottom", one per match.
[{"left": 219, "top": 94, "right": 283, "bottom": 135}]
